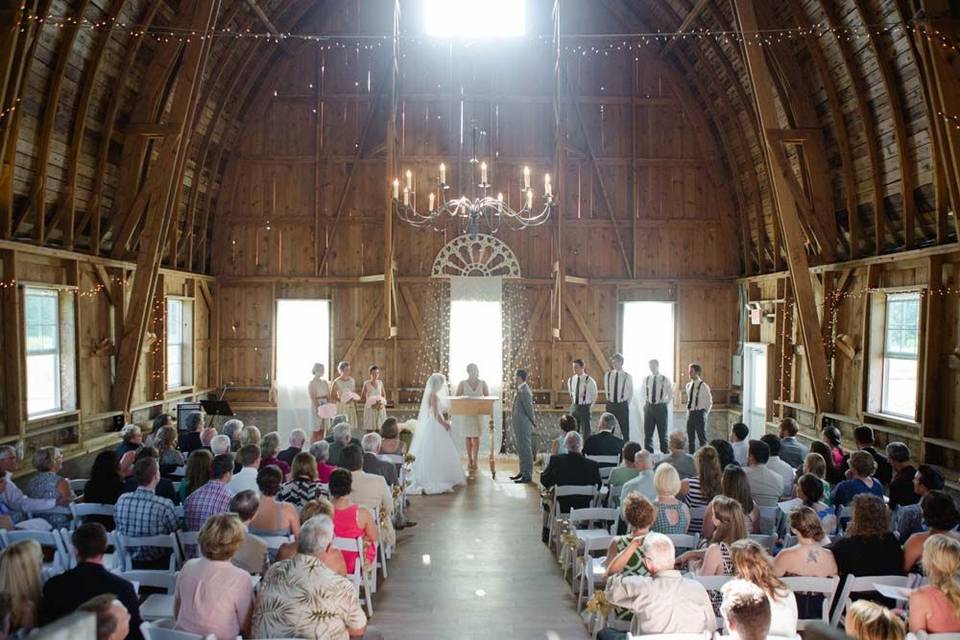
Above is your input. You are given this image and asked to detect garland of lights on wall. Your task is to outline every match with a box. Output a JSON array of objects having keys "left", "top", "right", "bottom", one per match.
[{"left": 414, "top": 278, "right": 451, "bottom": 388}]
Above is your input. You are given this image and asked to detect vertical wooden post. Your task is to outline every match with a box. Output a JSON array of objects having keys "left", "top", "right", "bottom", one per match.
[
  {"left": 919, "top": 255, "right": 943, "bottom": 463},
  {"left": 383, "top": 0, "right": 399, "bottom": 339},
  {"left": 1, "top": 249, "right": 23, "bottom": 438}
]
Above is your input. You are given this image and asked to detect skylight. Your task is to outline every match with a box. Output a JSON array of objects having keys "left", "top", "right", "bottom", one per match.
[{"left": 424, "top": 0, "right": 526, "bottom": 38}]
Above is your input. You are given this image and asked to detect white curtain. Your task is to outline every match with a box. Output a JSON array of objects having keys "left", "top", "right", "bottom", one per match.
[
  {"left": 447, "top": 276, "right": 504, "bottom": 455},
  {"left": 276, "top": 300, "right": 330, "bottom": 445}
]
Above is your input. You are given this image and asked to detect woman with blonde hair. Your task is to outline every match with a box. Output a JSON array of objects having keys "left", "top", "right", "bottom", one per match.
[
  {"left": 332, "top": 361, "right": 359, "bottom": 430},
  {"left": 155, "top": 425, "right": 185, "bottom": 470},
  {"left": 0, "top": 539, "right": 42, "bottom": 632},
  {"left": 239, "top": 425, "right": 262, "bottom": 448},
  {"left": 308, "top": 362, "right": 331, "bottom": 442},
  {"left": 682, "top": 444, "right": 722, "bottom": 534},
  {"left": 909, "top": 533, "right": 960, "bottom": 633},
  {"left": 277, "top": 451, "right": 326, "bottom": 509},
  {"left": 730, "top": 539, "right": 798, "bottom": 637},
  {"left": 679, "top": 495, "right": 747, "bottom": 577},
  {"left": 846, "top": 600, "right": 905, "bottom": 640},
  {"left": 650, "top": 463, "right": 690, "bottom": 534}
]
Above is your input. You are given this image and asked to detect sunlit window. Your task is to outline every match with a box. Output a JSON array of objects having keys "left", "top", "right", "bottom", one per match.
[
  {"left": 24, "top": 287, "right": 76, "bottom": 418},
  {"left": 449, "top": 300, "right": 503, "bottom": 388},
  {"left": 621, "top": 301, "right": 675, "bottom": 384},
  {"left": 881, "top": 293, "right": 920, "bottom": 418},
  {"left": 424, "top": 0, "right": 526, "bottom": 38},
  {"left": 166, "top": 298, "right": 194, "bottom": 389}
]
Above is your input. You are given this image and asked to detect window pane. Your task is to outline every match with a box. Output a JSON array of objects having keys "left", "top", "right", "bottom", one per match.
[
  {"left": 882, "top": 357, "right": 918, "bottom": 418},
  {"left": 24, "top": 290, "right": 58, "bottom": 355},
  {"left": 26, "top": 353, "right": 59, "bottom": 416}
]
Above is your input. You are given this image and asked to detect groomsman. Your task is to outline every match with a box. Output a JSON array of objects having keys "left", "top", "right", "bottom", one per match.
[
  {"left": 511, "top": 369, "right": 535, "bottom": 484},
  {"left": 604, "top": 354, "right": 633, "bottom": 441},
  {"left": 684, "top": 363, "right": 712, "bottom": 453},
  {"left": 641, "top": 359, "right": 673, "bottom": 454},
  {"left": 568, "top": 359, "right": 597, "bottom": 438}
]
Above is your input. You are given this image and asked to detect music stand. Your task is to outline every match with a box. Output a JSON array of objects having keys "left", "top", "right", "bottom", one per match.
[
  {"left": 199, "top": 400, "right": 234, "bottom": 430},
  {"left": 448, "top": 396, "right": 499, "bottom": 478}
]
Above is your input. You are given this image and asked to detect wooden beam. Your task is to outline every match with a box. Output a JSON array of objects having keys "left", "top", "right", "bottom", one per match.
[
  {"left": 341, "top": 299, "right": 384, "bottom": 366},
  {"left": 734, "top": 0, "right": 832, "bottom": 413},
  {"left": 1, "top": 250, "right": 23, "bottom": 438},
  {"left": 243, "top": 0, "right": 296, "bottom": 57},
  {"left": 660, "top": 0, "right": 711, "bottom": 56},
  {"left": 398, "top": 285, "right": 422, "bottom": 340},
  {"left": 919, "top": 255, "right": 943, "bottom": 458},
  {"left": 92, "top": 265, "right": 116, "bottom": 308},
  {"left": 562, "top": 284, "right": 609, "bottom": 374},
  {"left": 383, "top": 0, "right": 398, "bottom": 337}
]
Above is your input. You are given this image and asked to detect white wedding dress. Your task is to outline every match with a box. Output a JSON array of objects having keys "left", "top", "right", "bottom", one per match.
[{"left": 408, "top": 373, "right": 466, "bottom": 495}]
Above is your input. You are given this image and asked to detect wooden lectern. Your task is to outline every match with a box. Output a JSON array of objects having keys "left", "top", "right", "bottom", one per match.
[{"left": 448, "top": 396, "right": 499, "bottom": 478}]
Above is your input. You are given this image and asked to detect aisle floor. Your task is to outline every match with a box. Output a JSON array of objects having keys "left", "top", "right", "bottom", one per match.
[{"left": 372, "top": 463, "right": 590, "bottom": 639}]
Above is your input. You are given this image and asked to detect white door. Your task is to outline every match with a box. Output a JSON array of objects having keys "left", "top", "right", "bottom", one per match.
[{"left": 742, "top": 343, "right": 768, "bottom": 439}]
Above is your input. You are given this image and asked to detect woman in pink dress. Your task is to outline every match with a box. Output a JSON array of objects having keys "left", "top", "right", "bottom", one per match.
[{"left": 329, "top": 469, "right": 377, "bottom": 574}]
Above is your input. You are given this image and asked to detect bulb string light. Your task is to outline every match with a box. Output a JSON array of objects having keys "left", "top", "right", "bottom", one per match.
[{"left": 0, "top": 275, "right": 130, "bottom": 297}]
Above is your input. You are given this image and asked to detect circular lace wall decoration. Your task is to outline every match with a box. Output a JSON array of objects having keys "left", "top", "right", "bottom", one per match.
[{"left": 431, "top": 233, "right": 521, "bottom": 278}]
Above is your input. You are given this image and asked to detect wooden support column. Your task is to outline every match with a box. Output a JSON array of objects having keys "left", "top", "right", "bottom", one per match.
[
  {"left": 113, "top": 0, "right": 222, "bottom": 414},
  {"left": 0, "top": 249, "right": 23, "bottom": 438},
  {"left": 383, "top": 0, "right": 399, "bottom": 338},
  {"left": 919, "top": 255, "right": 943, "bottom": 462},
  {"left": 734, "top": 0, "right": 832, "bottom": 414}
]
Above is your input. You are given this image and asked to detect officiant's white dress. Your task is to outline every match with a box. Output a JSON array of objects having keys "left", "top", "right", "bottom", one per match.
[{"left": 408, "top": 373, "right": 466, "bottom": 495}]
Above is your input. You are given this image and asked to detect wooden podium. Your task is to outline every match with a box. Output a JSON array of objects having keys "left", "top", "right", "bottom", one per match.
[{"left": 448, "top": 396, "right": 499, "bottom": 478}]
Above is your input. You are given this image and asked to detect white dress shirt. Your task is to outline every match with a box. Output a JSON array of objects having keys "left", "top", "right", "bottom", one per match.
[
  {"left": 568, "top": 374, "right": 598, "bottom": 406},
  {"left": 640, "top": 374, "right": 673, "bottom": 406},
  {"left": 767, "top": 456, "right": 796, "bottom": 497},
  {"left": 732, "top": 440, "right": 749, "bottom": 466},
  {"left": 684, "top": 379, "right": 712, "bottom": 412},
  {"left": 226, "top": 467, "right": 259, "bottom": 495},
  {"left": 1, "top": 471, "right": 56, "bottom": 513},
  {"left": 604, "top": 369, "right": 633, "bottom": 404}
]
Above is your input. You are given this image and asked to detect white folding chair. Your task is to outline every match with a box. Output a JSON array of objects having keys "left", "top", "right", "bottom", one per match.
[
  {"left": 362, "top": 506, "right": 388, "bottom": 584},
  {"left": 59, "top": 529, "right": 122, "bottom": 571},
  {"left": 567, "top": 508, "right": 618, "bottom": 580},
  {"left": 587, "top": 455, "right": 621, "bottom": 467},
  {"left": 122, "top": 570, "right": 177, "bottom": 621},
  {"left": 607, "top": 483, "right": 623, "bottom": 507},
  {"left": 624, "top": 632, "right": 713, "bottom": 639},
  {"left": 577, "top": 535, "right": 613, "bottom": 611},
  {"left": 599, "top": 466, "right": 615, "bottom": 482},
  {"left": 714, "top": 636, "right": 800, "bottom": 640},
  {"left": 0, "top": 528, "right": 69, "bottom": 573},
  {"left": 69, "top": 479, "right": 88, "bottom": 495},
  {"left": 251, "top": 533, "right": 293, "bottom": 555},
  {"left": 757, "top": 505, "right": 780, "bottom": 535},
  {"left": 748, "top": 533, "right": 778, "bottom": 552},
  {"left": 907, "top": 634, "right": 960, "bottom": 640},
  {"left": 116, "top": 533, "right": 181, "bottom": 572},
  {"left": 176, "top": 530, "right": 200, "bottom": 561},
  {"left": 666, "top": 533, "right": 701, "bottom": 553},
  {"left": 379, "top": 453, "right": 406, "bottom": 519},
  {"left": 68, "top": 503, "right": 115, "bottom": 530},
  {"left": 332, "top": 536, "right": 373, "bottom": 617},
  {"left": 25, "top": 505, "right": 73, "bottom": 521},
  {"left": 140, "top": 620, "right": 214, "bottom": 640},
  {"left": 692, "top": 575, "right": 732, "bottom": 630},
  {"left": 548, "top": 485, "right": 599, "bottom": 553},
  {"left": 780, "top": 576, "right": 840, "bottom": 629},
  {"left": 830, "top": 574, "right": 916, "bottom": 627}
]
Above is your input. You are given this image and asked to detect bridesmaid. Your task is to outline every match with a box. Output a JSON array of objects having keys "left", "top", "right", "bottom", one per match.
[
  {"left": 308, "top": 363, "right": 331, "bottom": 442},
  {"left": 361, "top": 365, "right": 388, "bottom": 433},
  {"left": 454, "top": 363, "right": 489, "bottom": 474},
  {"left": 332, "top": 361, "right": 360, "bottom": 432}
]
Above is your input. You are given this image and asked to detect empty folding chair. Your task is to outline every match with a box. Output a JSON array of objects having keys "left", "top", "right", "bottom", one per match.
[
  {"left": 830, "top": 574, "right": 916, "bottom": 627},
  {"left": 176, "top": 530, "right": 201, "bottom": 562},
  {"left": 780, "top": 576, "right": 840, "bottom": 629},
  {"left": 332, "top": 536, "right": 373, "bottom": 617},
  {"left": 363, "top": 506, "right": 387, "bottom": 584},
  {"left": 548, "top": 485, "right": 599, "bottom": 553},
  {"left": 666, "top": 533, "right": 701, "bottom": 554},
  {"left": 757, "top": 505, "right": 780, "bottom": 535},
  {"left": 115, "top": 533, "right": 181, "bottom": 572},
  {"left": 566, "top": 507, "right": 619, "bottom": 578},
  {"left": 140, "top": 620, "right": 215, "bottom": 640},
  {"left": 576, "top": 534, "right": 614, "bottom": 610},
  {"left": 122, "top": 570, "right": 177, "bottom": 622}
]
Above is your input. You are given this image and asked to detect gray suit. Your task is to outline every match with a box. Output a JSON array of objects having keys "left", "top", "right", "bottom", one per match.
[{"left": 512, "top": 383, "right": 536, "bottom": 480}]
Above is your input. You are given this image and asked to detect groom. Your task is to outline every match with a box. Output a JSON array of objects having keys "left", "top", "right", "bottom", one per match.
[{"left": 511, "top": 369, "right": 535, "bottom": 484}]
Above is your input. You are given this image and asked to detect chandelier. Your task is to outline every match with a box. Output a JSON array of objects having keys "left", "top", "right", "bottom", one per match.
[{"left": 390, "top": 129, "right": 555, "bottom": 235}]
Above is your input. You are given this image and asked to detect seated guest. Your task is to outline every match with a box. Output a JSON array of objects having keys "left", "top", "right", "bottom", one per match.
[
  {"left": 81, "top": 450, "right": 125, "bottom": 528},
  {"left": 760, "top": 434, "right": 794, "bottom": 497},
  {"left": 605, "top": 494, "right": 656, "bottom": 624},
  {"left": 174, "top": 514, "right": 254, "bottom": 640},
  {"left": 360, "top": 432, "right": 398, "bottom": 485},
  {"left": 886, "top": 442, "right": 918, "bottom": 509},
  {"left": 680, "top": 496, "right": 746, "bottom": 577},
  {"left": 608, "top": 442, "right": 642, "bottom": 489},
  {"left": 184, "top": 454, "right": 234, "bottom": 531},
  {"left": 681, "top": 444, "right": 722, "bottom": 534},
  {"left": 846, "top": 600, "right": 906, "bottom": 640},
  {"left": 651, "top": 463, "right": 690, "bottom": 534},
  {"left": 278, "top": 429, "right": 306, "bottom": 466},
  {"left": 822, "top": 424, "right": 848, "bottom": 473},
  {"left": 902, "top": 491, "right": 960, "bottom": 572},
  {"left": 227, "top": 444, "right": 260, "bottom": 495},
  {"left": 540, "top": 431, "right": 602, "bottom": 514},
  {"left": 729, "top": 539, "right": 798, "bottom": 636},
  {"left": 549, "top": 414, "right": 579, "bottom": 455},
  {"left": 115, "top": 424, "right": 143, "bottom": 460},
  {"left": 894, "top": 464, "right": 945, "bottom": 538},
  {"left": 777, "top": 417, "right": 809, "bottom": 468},
  {"left": 719, "top": 580, "right": 772, "bottom": 640},
  {"left": 240, "top": 425, "right": 262, "bottom": 448},
  {"left": 0, "top": 539, "right": 42, "bottom": 633},
  {"left": 710, "top": 439, "right": 737, "bottom": 469},
  {"left": 378, "top": 417, "right": 407, "bottom": 456},
  {"left": 842, "top": 425, "right": 893, "bottom": 486},
  {"left": 221, "top": 418, "right": 244, "bottom": 452},
  {"left": 178, "top": 411, "right": 205, "bottom": 455},
  {"left": 0, "top": 446, "right": 59, "bottom": 515},
  {"left": 730, "top": 423, "right": 750, "bottom": 466},
  {"left": 703, "top": 465, "right": 760, "bottom": 539},
  {"left": 829, "top": 494, "right": 904, "bottom": 605},
  {"left": 259, "top": 432, "right": 291, "bottom": 478},
  {"left": 210, "top": 434, "right": 231, "bottom": 457},
  {"left": 619, "top": 450, "right": 657, "bottom": 506},
  {"left": 810, "top": 440, "right": 844, "bottom": 485},
  {"left": 79, "top": 594, "right": 132, "bottom": 640},
  {"left": 229, "top": 490, "right": 267, "bottom": 575},
  {"left": 328, "top": 422, "right": 355, "bottom": 467},
  {"left": 115, "top": 458, "right": 178, "bottom": 569},
  {"left": 278, "top": 451, "right": 326, "bottom": 509},
  {"left": 249, "top": 465, "right": 299, "bottom": 538},
  {"left": 40, "top": 523, "right": 141, "bottom": 639},
  {"left": 178, "top": 449, "right": 213, "bottom": 503},
  {"left": 602, "top": 532, "right": 715, "bottom": 639},
  {"left": 658, "top": 431, "right": 696, "bottom": 479},
  {"left": 773, "top": 506, "right": 838, "bottom": 621},
  {"left": 252, "top": 515, "right": 374, "bottom": 640},
  {"left": 154, "top": 425, "right": 185, "bottom": 472},
  {"left": 909, "top": 534, "right": 960, "bottom": 633},
  {"left": 25, "top": 446, "right": 74, "bottom": 529},
  {"left": 310, "top": 441, "right": 336, "bottom": 483},
  {"left": 329, "top": 469, "right": 378, "bottom": 576},
  {"left": 584, "top": 412, "right": 624, "bottom": 459},
  {"left": 339, "top": 444, "right": 395, "bottom": 548},
  {"left": 743, "top": 439, "right": 785, "bottom": 508},
  {"left": 275, "top": 499, "right": 345, "bottom": 575},
  {"left": 121, "top": 447, "right": 180, "bottom": 505},
  {"left": 149, "top": 413, "right": 174, "bottom": 442},
  {"left": 832, "top": 450, "right": 884, "bottom": 507},
  {"left": 200, "top": 426, "right": 217, "bottom": 451},
  {"left": 779, "top": 473, "right": 837, "bottom": 534},
  {"left": 799, "top": 452, "right": 833, "bottom": 505}
]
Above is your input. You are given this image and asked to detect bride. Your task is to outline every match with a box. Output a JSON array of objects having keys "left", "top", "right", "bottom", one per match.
[{"left": 408, "top": 373, "right": 466, "bottom": 495}]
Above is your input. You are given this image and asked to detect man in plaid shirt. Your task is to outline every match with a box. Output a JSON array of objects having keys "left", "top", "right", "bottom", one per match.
[
  {"left": 115, "top": 457, "right": 178, "bottom": 569},
  {"left": 184, "top": 454, "right": 235, "bottom": 531}
]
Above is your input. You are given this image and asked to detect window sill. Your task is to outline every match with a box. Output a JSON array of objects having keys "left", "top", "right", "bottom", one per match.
[
  {"left": 26, "top": 409, "right": 78, "bottom": 425},
  {"left": 862, "top": 411, "right": 920, "bottom": 429},
  {"left": 165, "top": 385, "right": 195, "bottom": 395}
]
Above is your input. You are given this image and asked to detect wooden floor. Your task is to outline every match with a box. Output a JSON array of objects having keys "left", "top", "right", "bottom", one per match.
[{"left": 373, "top": 462, "right": 590, "bottom": 639}]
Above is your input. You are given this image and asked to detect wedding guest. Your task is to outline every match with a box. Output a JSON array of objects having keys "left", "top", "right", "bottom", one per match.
[
  {"left": 684, "top": 363, "right": 712, "bottom": 453},
  {"left": 174, "top": 514, "right": 254, "bottom": 640},
  {"left": 780, "top": 473, "right": 837, "bottom": 534},
  {"left": 658, "top": 431, "right": 697, "bottom": 479},
  {"left": 829, "top": 494, "right": 904, "bottom": 605},
  {"left": 730, "top": 539, "right": 798, "bottom": 636},
  {"left": 679, "top": 496, "right": 745, "bottom": 577},
  {"left": 310, "top": 441, "right": 337, "bottom": 483},
  {"left": 822, "top": 425, "right": 847, "bottom": 471},
  {"left": 682, "top": 444, "right": 722, "bottom": 533},
  {"left": 640, "top": 358, "right": 671, "bottom": 453},
  {"left": 151, "top": 413, "right": 174, "bottom": 439},
  {"left": 0, "top": 539, "right": 41, "bottom": 633},
  {"left": 0, "top": 446, "right": 58, "bottom": 514},
  {"left": 178, "top": 412, "right": 205, "bottom": 455},
  {"left": 25, "top": 446, "right": 74, "bottom": 528},
  {"left": 328, "top": 422, "right": 354, "bottom": 467},
  {"left": 842, "top": 426, "right": 893, "bottom": 486},
  {"left": 221, "top": 419, "right": 244, "bottom": 452},
  {"left": 178, "top": 449, "right": 213, "bottom": 502},
  {"left": 831, "top": 450, "right": 884, "bottom": 507},
  {"left": 278, "top": 452, "right": 326, "bottom": 509},
  {"left": 810, "top": 440, "right": 844, "bottom": 485},
  {"left": 584, "top": 412, "right": 624, "bottom": 460},
  {"left": 620, "top": 450, "right": 657, "bottom": 505},
  {"left": 361, "top": 433, "right": 397, "bottom": 485},
  {"left": 711, "top": 438, "right": 738, "bottom": 469},
  {"left": 909, "top": 534, "right": 960, "bottom": 633},
  {"left": 902, "top": 491, "right": 960, "bottom": 572},
  {"left": 339, "top": 445, "right": 395, "bottom": 547},
  {"left": 604, "top": 353, "right": 633, "bottom": 440},
  {"left": 886, "top": 442, "right": 918, "bottom": 509},
  {"left": 210, "top": 435, "right": 231, "bottom": 457},
  {"left": 184, "top": 454, "right": 234, "bottom": 531},
  {"left": 229, "top": 490, "right": 267, "bottom": 576},
  {"left": 760, "top": 434, "right": 794, "bottom": 497},
  {"left": 550, "top": 414, "right": 579, "bottom": 455},
  {"left": 846, "top": 600, "right": 906, "bottom": 640},
  {"left": 81, "top": 450, "right": 124, "bottom": 528},
  {"left": 778, "top": 417, "right": 809, "bottom": 468},
  {"left": 743, "top": 439, "right": 785, "bottom": 508},
  {"left": 239, "top": 425, "right": 261, "bottom": 448},
  {"left": 79, "top": 595, "right": 132, "bottom": 640},
  {"left": 651, "top": 463, "right": 690, "bottom": 534},
  {"left": 115, "top": 425, "right": 143, "bottom": 459},
  {"left": 361, "top": 365, "right": 388, "bottom": 435},
  {"left": 378, "top": 418, "right": 406, "bottom": 456},
  {"left": 227, "top": 445, "right": 260, "bottom": 495},
  {"left": 278, "top": 429, "right": 306, "bottom": 467},
  {"left": 703, "top": 465, "right": 759, "bottom": 539},
  {"left": 719, "top": 580, "right": 772, "bottom": 640},
  {"left": 540, "top": 431, "right": 602, "bottom": 513},
  {"left": 894, "top": 464, "right": 945, "bottom": 538},
  {"left": 730, "top": 423, "right": 750, "bottom": 466},
  {"left": 608, "top": 442, "right": 642, "bottom": 489},
  {"left": 605, "top": 494, "right": 656, "bottom": 623},
  {"left": 329, "top": 469, "right": 378, "bottom": 575},
  {"left": 121, "top": 447, "right": 180, "bottom": 504},
  {"left": 332, "top": 361, "right": 360, "bottom": 430},
  {"left": 248, "top": 466, "right": 299, "bottom": 538},
  {"left": 259, "top": 432, "right": 291, "bottom": 478},
  {"left": 115, "top": 458, "right": 178, "bottom": 569},
  {"left": 155, "top": 425, "right": 185, "bottom": 472},
  {"left": 773, "top": 506, "right": 838, "bottom": 580},
  {"left": 799, "top": 452, "right": 833, "bottom": 504},
  {"left": 275, "top": 499, "right": 345, "bottom": 574}
]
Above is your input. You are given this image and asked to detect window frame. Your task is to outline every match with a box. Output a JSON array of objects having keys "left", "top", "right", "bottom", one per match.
[
  {"left": 865, "top": 289, "right": 922, "bottom": 422},
  {"left": 22, "top": 284, "right": 78, "bottom": 421},
  {"left": 165, "top": 296, "right": 194, "bottom": 391}
]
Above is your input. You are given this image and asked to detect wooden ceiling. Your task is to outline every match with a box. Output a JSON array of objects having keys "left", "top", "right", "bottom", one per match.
[{"left": 0, "top": 0, "right": 957, "bottom": 276}]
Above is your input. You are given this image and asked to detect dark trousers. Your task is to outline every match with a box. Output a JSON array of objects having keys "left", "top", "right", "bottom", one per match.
[
  {"left": 571, "top": 404, "right": 592, "bottom": 438},
  {"left": 605, "top": 401, "right": 630, "bottom": 440},
  {"left": 686, "top": 409, "right": 707, "bottom": 453},
  {"left": 643, "top": 403, "right": 669, "bottom": 453}
]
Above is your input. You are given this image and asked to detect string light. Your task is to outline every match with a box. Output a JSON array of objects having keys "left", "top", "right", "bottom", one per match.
[{"left": 0, "top": 275, "right": 129, "bottom": 297}]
